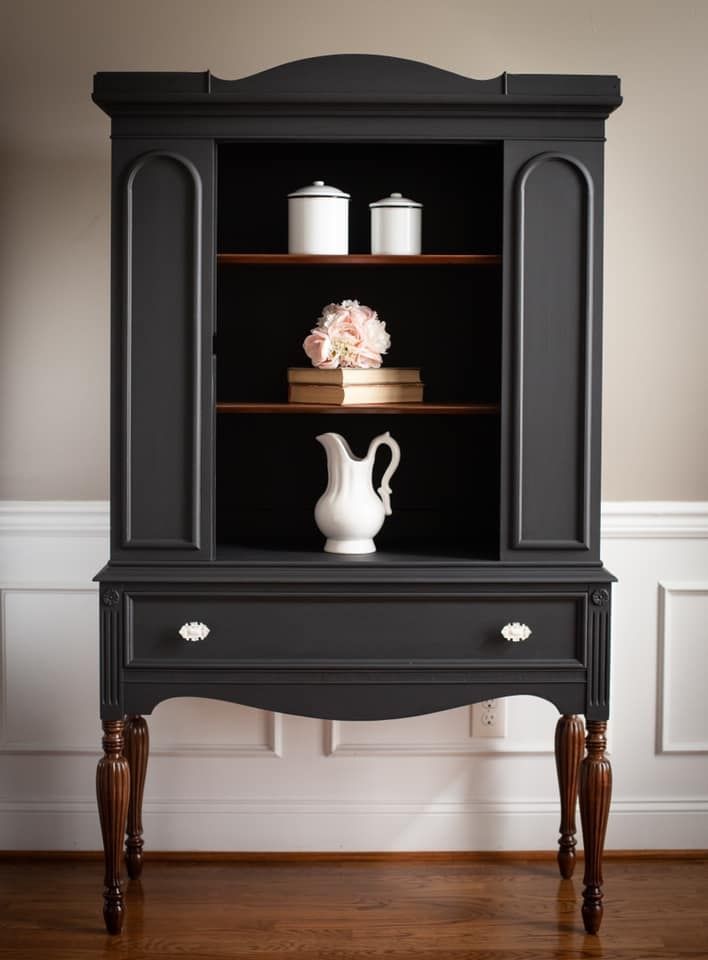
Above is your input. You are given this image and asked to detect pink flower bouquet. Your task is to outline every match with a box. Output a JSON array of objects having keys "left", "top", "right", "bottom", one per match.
[{"left": 303, "top": 300, "right": 391, "bottom": 369}]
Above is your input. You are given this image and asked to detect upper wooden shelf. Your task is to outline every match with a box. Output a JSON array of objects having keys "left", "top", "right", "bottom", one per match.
[
  {"left": 217, "top": 253, "right": 501, "bottom": 266},
  {"left": 216, "top": 402, "right": 499, "bottom": 415}
]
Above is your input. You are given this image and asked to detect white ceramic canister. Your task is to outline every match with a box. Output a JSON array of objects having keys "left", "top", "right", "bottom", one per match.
[
  {"left": 369, "top": 192, "right": 422, "bottom": 255},
  {"left": 288, "top": 180, "right": 350, "bottom": 254}
]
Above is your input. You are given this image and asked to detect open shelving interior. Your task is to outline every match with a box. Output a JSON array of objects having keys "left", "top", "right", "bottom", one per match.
[{"left": 215, "top": 141, "right": 503, "bottom": 563}]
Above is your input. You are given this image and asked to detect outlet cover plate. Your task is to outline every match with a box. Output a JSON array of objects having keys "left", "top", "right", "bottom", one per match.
[{"left": 472, "top": 699, "right": 508, "bottom": 738}]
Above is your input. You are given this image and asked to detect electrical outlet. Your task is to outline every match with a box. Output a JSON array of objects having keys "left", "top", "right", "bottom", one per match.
[{"left": 472, "top": 699, "right": 507, "bottom": 738}]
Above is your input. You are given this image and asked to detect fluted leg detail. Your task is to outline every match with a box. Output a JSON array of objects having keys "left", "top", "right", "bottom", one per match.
[
  {"left": 124, "top": 715, "right": 149, "bottom": 879},
  {"left": 579, "top": 720, "right": 612, "bottom": 934},
  {"left": 96, "top": 719, "right": 130, "bottom": 934},
  {"left": 555, "top": 714, "right": 584, "bottom": 878}
]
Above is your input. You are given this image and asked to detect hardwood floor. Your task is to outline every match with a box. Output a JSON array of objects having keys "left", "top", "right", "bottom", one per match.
[{"left": 0, "top": 856, "right": 706, "bottom": 959}]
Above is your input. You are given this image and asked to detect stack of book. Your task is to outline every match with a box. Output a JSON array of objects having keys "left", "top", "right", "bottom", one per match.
[{"left": 288, "top": 367, "right": 423, "bottom": 405}]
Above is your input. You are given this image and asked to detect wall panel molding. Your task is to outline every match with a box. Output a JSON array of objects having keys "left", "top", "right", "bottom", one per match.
[
  {"left": 325, "top": 715, "right": 552, "bottom": 757},
  {"left": 150, "top": 710, "right": 282, "bottom": 759},
  {"left": 657, "top": 581, "right": 708, "bottom": 754}
]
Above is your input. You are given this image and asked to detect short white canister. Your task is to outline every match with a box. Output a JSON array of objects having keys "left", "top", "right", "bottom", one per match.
[
  {"left": 288, "top": 180, "right": 350, "bottom": 254},
  {"left": 369, "top": 192, "right": 422, "bottom": 255}
]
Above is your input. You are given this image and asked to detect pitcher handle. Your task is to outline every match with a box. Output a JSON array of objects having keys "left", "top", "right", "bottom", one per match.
[{"left": 369, "top": 432, "right": 401, "bottom": 516}]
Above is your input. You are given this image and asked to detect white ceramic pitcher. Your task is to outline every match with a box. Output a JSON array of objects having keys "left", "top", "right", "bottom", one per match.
[{"left": 314, "top": 432, "right": 401, "bottom": 554}]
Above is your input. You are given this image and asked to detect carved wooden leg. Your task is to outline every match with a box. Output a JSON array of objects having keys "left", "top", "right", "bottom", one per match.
[
  {"left": 124, "top": 715, "right": 149, "bottom": 879},
  {"left": 96, "top": 719, "right": 130, "bottom": 934},
  {"left": 579, "top": 720, "right": 612, "bottom": 934},
  {"left": 554, "top": 714, "right": 584, "bottom": 879}
]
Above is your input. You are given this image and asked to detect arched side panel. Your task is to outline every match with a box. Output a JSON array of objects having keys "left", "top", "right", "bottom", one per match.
[
  {"left": 124, "top": 151, "right": 200, "bottom": 549},
  {"left": 111, "top": 141, "right": 214, "bottom": 560},
  {"left": 123, "top": 682, "right": 587, "bottom": 722},
  {"left": 511, "top": 150, "right": 596, "bottom": 553}
]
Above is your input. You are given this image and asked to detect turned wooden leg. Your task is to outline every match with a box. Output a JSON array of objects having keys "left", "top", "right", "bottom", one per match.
[
  {"left": 96, "top": 719, "right": 130, "bottom": 934},
  {"left": 124, "top": 715, "right": 149, "bottom": 879},
  {"left": 579, "top": 720, "right": 612, "bottom": 935},
  {"left": 555, "top": 714, "right": 584, "bottom": 878}
]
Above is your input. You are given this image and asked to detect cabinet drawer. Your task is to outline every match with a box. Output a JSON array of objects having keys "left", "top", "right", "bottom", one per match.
[{"left": 125, "top": 591, "right": 586, "bottom": 667}]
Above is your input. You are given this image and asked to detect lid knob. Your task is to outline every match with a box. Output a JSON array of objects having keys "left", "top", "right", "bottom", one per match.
[
  {"left": 313, "top": 180, "right": 325, "bottom": 186},
  {"left": 391, "top": 192, "right": 403, "bottom": 198}
]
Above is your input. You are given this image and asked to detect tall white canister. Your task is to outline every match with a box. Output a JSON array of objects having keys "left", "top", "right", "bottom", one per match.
[
  {"left": 369, "top": 192, "right": 422, "bottom": 255},
  {"left": 288, "top": 181, "right": 350, "bottom": 254}
]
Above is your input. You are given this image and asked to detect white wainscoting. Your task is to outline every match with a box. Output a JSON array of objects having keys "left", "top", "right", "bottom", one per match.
[{"left": 0, "top": 501, "right": 707, "bottom": 851}]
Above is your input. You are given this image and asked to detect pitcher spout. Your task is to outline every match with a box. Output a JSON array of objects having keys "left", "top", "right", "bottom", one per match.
[{"left": 315, "top": 432, "right": 359, "bottom": 463}]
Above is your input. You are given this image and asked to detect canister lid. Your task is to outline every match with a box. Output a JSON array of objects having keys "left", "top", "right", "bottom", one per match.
[
  {"left": 369, "top": 192, "right": 422, "bottom": 209},
  {"left": 288, "top": 180, "right": 350, "bottom": 199}
]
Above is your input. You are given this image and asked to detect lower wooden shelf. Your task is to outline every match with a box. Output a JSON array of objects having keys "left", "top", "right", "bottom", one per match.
[
  {"left": 216, "top": 402, "right": 500, "bottom": 415},
  {"left": 213, "top": 543, "right": 500, "bottom": 565}
]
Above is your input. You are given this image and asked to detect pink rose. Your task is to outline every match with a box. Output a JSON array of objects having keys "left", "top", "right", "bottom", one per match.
[
  {"left": 327, "top": 313, "right": 365, "bottom": 347},
  {"left": 303, "top": 329, "right": 336, "bottom": 368}
]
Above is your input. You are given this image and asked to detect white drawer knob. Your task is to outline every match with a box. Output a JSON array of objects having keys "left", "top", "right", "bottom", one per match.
[
  {"left": 179, "top": 621, "right": 210, "bottom": 642},
  {"left": 501, "top": 622, "right": 532, "bottom": 643}
]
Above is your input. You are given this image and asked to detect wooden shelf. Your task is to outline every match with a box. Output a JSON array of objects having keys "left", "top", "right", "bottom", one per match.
[
  {"left": 216, "top": 402, "right": 499, "bottom": 415},
  {"left": 217, "top": 253, "right": 501, "bottom": 266}
]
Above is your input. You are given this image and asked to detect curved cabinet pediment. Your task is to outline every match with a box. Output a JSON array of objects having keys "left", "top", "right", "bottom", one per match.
[{"left": 210, "top": 54, "right": 505, "bottom": 97}]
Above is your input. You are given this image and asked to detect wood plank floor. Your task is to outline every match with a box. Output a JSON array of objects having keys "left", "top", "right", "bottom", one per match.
[{"left": 0, "top": 857, "right": 707, "bottom": 959}]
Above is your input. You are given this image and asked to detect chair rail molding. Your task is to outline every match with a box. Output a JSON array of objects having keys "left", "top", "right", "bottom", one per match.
[
  {"left": 600, "top": 502, "right": 708, "bottom": 539},
  {"left": 3, "top": 500, "right": 708, "bottom": 540}
]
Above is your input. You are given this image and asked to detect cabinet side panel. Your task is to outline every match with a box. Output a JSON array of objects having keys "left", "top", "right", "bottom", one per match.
[
  {"left": 512, "top": 150, "right": 595, "bottom": 552},
  {"left": 126, "top": 153, "right": 199, "bottom": 546},
  {"left": 110, "top": 140, "right": 214, "bottom": 560}
]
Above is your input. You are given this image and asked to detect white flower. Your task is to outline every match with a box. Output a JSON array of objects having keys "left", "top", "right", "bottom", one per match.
[{"left": 363, "top": 315, "right": 391, "bottom": 354}]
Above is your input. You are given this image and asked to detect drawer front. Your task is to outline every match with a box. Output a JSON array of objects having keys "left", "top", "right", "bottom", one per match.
[{"left": 126, "top": 591, "right": 586, "bottom": 667}]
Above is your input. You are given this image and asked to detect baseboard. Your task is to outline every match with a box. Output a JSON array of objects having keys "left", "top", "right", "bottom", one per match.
[
  {"left": 1, "top": 800, "right": 705, "bottom": 851},
  {"left": 0, "top": 849, "right": 705, "bottom": 861}
]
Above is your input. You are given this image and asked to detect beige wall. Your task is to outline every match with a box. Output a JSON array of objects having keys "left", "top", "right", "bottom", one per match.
[{"left": 1, "top": 0, "right": 706, "bottom": 500}]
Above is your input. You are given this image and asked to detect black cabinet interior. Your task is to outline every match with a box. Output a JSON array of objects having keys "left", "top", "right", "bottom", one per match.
[
  {"left": 215, "top": 141, "right": 503, "bottom": 558},
  {"left": 217, "top": 141, "right": 503, "bottom": 254},
  {"left": 216, "top": 412, "right": 500, "bottom": 557}
]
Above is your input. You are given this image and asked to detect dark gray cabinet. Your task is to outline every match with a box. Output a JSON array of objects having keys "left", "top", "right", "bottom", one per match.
[{"left": 92, "top": 55, "right": 621, "bottom": 937}]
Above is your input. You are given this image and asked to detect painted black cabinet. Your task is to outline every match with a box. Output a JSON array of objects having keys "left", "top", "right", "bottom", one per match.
[{"left": 93, "top": 56, "right": 621, "bottom": 937}]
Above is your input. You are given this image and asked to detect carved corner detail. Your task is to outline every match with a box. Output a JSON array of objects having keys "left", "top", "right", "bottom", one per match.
[
  {"left": 102, "top": 587, "right": 121, "bottom": 607},
  {"left": 591, "top": 589, "right": 609, "bottom": 607}
]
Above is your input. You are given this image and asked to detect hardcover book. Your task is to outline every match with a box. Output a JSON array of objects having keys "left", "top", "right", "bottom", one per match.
[
  {"left": 287, "top": 367, "right": 421, "bottom": 385},
  {"left": 288, "top": 382, "right": 424, "bottom": 405}
]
